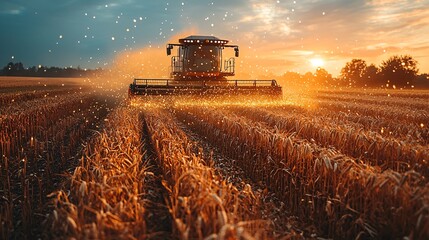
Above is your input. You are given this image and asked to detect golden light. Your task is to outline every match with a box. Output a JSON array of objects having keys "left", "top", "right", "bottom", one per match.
[{"left": 310, "top": 58, "right": 325, "bottom": 68}]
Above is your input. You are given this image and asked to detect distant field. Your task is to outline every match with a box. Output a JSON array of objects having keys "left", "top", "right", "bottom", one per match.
[
  {"left": 0, "top": 76, "right": 89, "bottom": 87},
  {"left": 1, "top": 77, "right": 429, "bottom": 239}
]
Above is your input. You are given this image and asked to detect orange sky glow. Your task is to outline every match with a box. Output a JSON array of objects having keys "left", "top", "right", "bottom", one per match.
[{"left": 109, "top": 0, "right": 429, "bottom": 79}]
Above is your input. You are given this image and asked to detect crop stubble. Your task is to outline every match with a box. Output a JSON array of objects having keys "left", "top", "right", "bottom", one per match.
[{"left": 1, "top": 80, "right": 429, "bottom": 239}]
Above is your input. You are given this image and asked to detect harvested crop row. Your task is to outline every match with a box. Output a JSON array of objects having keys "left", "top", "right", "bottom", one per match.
[
  {"left": 174, "top": 106, "right": 429, "bottom": 239},
  {"left": 315, "top": 99, "right": 428, "bottom": 126},
  {"left": 176, "top": 118, "right": 317, "bottom": 238},
  {"left": 0, "top": 95, "right": 113, "bottom": 239},
  {"left": 316, "top": 93, "right": 429, "bottom": 111},
  {"left": 0, "top": 90, "right": 90, "bottom": 117},
  {"left": 142, "top": 107, "right": 271, "bottom": 239},
  {"left": 261, "top": 103, "right": 428, "bottom": 144},
  {"left": 46, "top": 105, "right": 155, "bottom": 239},
  {"left": 317, "top": 89, "right": 429, "bottom": 99},
  {"left": 0, "top": 87, "right": 85, "bottom": 107},
  {"left": 0, "top": 93, "right": 99, "bottom": 158},
  {"left": 309, "top": 107, "right": 428, "bottom": 145},
  {"left": 0, "top": 77, "right": 82, "bottom": 89},
  {"left": 230, "top": 106, "right": 429, "bottom": 176}
]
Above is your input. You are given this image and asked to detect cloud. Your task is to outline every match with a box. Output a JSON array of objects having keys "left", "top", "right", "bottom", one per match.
[
  {"left": 231, "top": 0, "right": 429, "bottom": 75},
  {"left": 237, "top": 1, "right": 294, "bottom": 37},
  {"left": 2, "top": 9, "right": 23, "bottom": 15},
  {"left": 0, "top": 2, "right": 25, "bottom": 15}
]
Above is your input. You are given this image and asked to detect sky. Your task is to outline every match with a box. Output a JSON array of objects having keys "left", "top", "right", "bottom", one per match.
[{"left": 1, "top": 0, "right": 429, "bottom": 77}]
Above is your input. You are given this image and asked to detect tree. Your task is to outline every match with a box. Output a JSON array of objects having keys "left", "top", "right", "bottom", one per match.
[
  {"left": 0, "top": 62, "right": 102, "bottom": 77},
  {"left": 37, "top": 65, "right": 47, "bottom": 75},
  {"left": 297, "top": 71, "right": 312, "bottom": 87},
  {"left": 15, "top": 62, "right": 24, "bottom": 72},
  {"left": 363, "top": 64, "right": 380, "bottom": 86},
  {"left": 314, "top": 67, "right": 333, "bottom": 86},
  {"left": 2, "top": 62, "right": 14, "bottom": 73},
  {"left": 380, "top": 55, "right": 418, "bottom": 88},
  {"left": 1, "top": 62, "right": 25, "bottom": 75},
  {"left": 279, "top": 71, "right": 302, "bottom": 85},
  {"left": 28, "top": 66, "right": 37, "bottom": 75},
  {"left": 341, "top": 59, "right": 368, "bottom": 87},
  {"left": 414, "top": 74, "right": 429, "bottom": 89},
  {"left": 281, "top": 71, "right": 301, "bottom": 81}
]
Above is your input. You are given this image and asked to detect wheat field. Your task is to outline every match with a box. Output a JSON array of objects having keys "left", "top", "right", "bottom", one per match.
[{"left": 1, "top": 77, "right": 428, "bottom": 239}]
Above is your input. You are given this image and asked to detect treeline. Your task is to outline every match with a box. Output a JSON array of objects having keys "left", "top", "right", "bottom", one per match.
[
  {"left": 339, "top": 55, "right": 428, "bottom": 88},
  {"left": 0, "top": 62, "right": 102, "bottom": 78},
  {"left": 277, "top": 55, "right": 429, "bottom": 89}
]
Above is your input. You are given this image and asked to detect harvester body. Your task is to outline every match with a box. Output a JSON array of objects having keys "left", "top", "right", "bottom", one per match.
[{"left": 129, "top": 35, "right": 282, "bottom": 97}]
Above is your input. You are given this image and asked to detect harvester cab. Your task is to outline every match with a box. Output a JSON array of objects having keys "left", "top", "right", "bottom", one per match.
[{"left": 129, "top": 35, "right": 282, "bottom": 97}]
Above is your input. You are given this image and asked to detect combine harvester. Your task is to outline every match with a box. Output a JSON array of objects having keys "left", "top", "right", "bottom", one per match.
[{"left": 129, "top": 35, "right": 282, "bottom": 97}]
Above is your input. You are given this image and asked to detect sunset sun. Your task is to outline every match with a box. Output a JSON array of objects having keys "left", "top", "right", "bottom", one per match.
[{"left": 310, "top": 58, "right": 325, "bottom": 68}]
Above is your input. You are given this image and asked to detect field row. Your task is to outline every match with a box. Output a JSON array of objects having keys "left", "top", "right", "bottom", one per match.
[
  {"left": 275, "top": 105, "right": 428, "bottom": 145},
  {"left": 2, "top": 86, "right": 428, "bottom": 239},
  {"left": 172, "top": 103, "right": 429, "bottom": 239},
  {"left": 143, "top": 108, "right": 270, "bottom": 239},
  {"left": 0, "top": 87, "right": 86, "bottom": 107},
  {"left": 0, "top": 91, "right": 114, "bottom": 239},
  {"left": 317, "top": 89, "right": 429, "bottom": 99},
  {"left": 48, "top": 105, "right": 153, "bottom": 239},
  {"left": 228, "top": 106, "right": 429, "bottom": 176},
  {"left": 313, "top": 99, "right": 428, "bottom": 127},
  {"left": 45, "top": 104, "right": 305, "bottom": 239},
  {"left": 316, "top": 92, "right": 429, "bottom": 111}
]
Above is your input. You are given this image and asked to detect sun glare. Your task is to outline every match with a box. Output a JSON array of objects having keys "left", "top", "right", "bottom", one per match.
[{"left": 310, "top": 58, "right": 325, "bottom": 67}]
